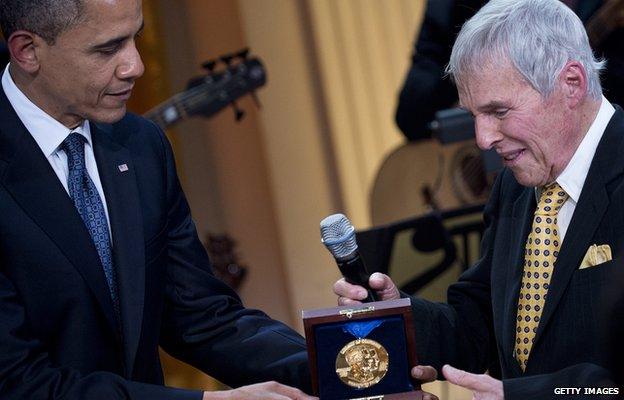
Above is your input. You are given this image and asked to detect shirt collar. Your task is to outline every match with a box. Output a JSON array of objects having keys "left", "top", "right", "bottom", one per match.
[
  {"left": 554, "top": 96, "right": 614, "bottom": 203},
  {"left": 1, "top": 64, "right": 92, "bottom": 158}
]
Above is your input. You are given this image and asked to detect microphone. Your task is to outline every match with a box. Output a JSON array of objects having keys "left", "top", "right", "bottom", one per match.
[{"left": 320, "top": 213, "right": 378, "bottom": 302}]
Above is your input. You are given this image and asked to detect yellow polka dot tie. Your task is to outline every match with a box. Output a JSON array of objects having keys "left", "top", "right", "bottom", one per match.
[{"left": 514, "top": 182, "right": 568, "bottom": 370}]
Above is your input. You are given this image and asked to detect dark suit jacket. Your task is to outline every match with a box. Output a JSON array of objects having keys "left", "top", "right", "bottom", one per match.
[
  {"left": 410, "top": 107, "right": 624, "bottom": 399},
  {"left": 0, "top": 87, "right": 310, "bottom": 399}
]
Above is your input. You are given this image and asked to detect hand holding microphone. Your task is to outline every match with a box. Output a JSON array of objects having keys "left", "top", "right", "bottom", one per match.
[
  {"left": 320, "top": 213, "right": 400, "bottom": 304},
  {"left": 334, "top": 272, "right": 400, "bottom": 306}
]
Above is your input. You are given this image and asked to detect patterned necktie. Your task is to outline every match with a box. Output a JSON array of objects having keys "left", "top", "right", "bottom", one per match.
[
  {"left": 61, "top": 132, "right": 120, "bottom": 319},
  {"left": 514, "top": 182, "right": 568, "bottom": 370}
]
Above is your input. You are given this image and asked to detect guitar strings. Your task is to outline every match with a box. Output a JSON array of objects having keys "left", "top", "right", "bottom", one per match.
[{"left": 146, "top": 64, "right": 257, "bottom": 119}]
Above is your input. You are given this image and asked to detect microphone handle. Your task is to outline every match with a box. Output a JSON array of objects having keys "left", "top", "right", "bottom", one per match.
[{"left": 337, "top": 256, "right": 378, "bottom": 302}]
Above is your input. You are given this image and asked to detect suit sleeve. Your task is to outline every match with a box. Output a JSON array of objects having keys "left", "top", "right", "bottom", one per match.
[
  {"left": 0, "top": 268, "right": 202, "bottom": 400},
  {"left": 152, "top": 128, "right": 312, "bottom": 393}
]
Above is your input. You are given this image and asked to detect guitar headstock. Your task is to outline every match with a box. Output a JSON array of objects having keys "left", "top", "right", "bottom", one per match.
[{"left": 144, "top": 49, "right": 266, "bottom": 129}]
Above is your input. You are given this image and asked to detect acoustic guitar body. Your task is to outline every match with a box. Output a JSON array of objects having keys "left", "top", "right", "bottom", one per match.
[{"left": 371, "top": 140, "right": 491, "bottom": 225}]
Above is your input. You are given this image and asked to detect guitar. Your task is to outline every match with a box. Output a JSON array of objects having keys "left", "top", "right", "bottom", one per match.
[
  {"left": 371, "top": 138, "right": 491, "bottom": 225},
  {"left": 143, "top": 56, "right": 266, "bottom": 129},
  {"left": 143, "top": 53, "right": 263, "bottom": 291}
]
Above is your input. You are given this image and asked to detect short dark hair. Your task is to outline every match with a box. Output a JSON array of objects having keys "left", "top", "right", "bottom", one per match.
[{"left": 0, "top": 0, "right": 84, "bottom": 44}]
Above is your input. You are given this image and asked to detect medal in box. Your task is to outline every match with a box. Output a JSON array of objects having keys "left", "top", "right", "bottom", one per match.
[{"left": 302, "top": 298, "right": 424, "bottom": 399}]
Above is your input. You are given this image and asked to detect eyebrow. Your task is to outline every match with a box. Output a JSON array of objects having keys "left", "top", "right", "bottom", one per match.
[
  {"left": 477, "top": 101, "right": 508, "bottom": 111},
  {"left": 91, "top": 21, "right": 144, "bottom": 51}
]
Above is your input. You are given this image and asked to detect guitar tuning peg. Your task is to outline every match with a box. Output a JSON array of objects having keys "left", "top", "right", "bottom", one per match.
[
  {"left": 201, "top": 60, "right": 217, "bottom": 72},
  {"left": 236, "top": 48, "right": 250, "bottom": 60},
  {"left": 220, "top": 53, "right": 235, "bottom": 66},
  {"left": 250, "top": 91, "right": 262, "bottom": 109},
  {"left": 231, "top": 101, "right": 245, "bottom": 121}
]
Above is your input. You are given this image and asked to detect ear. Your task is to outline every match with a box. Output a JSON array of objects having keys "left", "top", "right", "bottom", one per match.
[
  {"left": 558, "top": 61, "right": 588, "bottom": 108},
  {"left": 7, "top": 30, "right": 43, "bottom": 73}
]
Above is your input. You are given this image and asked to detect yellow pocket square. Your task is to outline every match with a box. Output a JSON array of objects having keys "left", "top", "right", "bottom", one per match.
[{"left": 579, "top": 244, "right": 612, "bottom": 269}]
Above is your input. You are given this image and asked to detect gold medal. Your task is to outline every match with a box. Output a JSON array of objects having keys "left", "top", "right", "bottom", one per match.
[{"left": 335, "top": 338, "right": 389, "bottom": 388}]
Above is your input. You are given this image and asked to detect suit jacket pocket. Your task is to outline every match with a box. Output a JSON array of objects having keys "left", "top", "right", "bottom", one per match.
[
  {"left": 569, "top": 258, "right": 624, "bottom": 325},
  {"left": 571, "top": 258, "right": 619, "bottom": 289}
]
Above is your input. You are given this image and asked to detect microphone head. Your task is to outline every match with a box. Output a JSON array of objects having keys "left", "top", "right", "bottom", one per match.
[{"left": 320, "top": 213, "right": 358, "bottom": 260}]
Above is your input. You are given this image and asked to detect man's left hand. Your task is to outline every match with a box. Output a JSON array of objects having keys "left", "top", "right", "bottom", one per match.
[{"left": 442, "top": 364, "right": 504, "bottom": 399}]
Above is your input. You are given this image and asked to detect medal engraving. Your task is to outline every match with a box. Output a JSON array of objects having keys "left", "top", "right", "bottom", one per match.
[{"left": 335, "top": 338, "right": 389, "bottom": 388}]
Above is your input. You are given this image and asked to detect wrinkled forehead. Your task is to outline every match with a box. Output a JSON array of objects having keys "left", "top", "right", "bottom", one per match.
[
  {"left": 454, "top": 56, "right": 514, "bottom": 88},
  {"left": 455, "top": 59, "right": 524, "bottom": 107}
]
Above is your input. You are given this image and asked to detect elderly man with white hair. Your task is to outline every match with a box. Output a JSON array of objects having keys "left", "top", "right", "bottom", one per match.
[{"left": 336, "top": 0, "right": 624, "bottom": 398}]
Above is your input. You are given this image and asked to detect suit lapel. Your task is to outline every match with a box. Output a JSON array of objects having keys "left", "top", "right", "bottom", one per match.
[
  {"left": 0, "top": 89, "right": 119, "bottom": 335},
  {"left": 91, "top": 122, "right": 145, "bottom": 377},
  {"left": 533, "top": 107, "right": 624, "bottom": 349},
  {"left": 500, "top": 185, "right": 535, "bottom": 376}
]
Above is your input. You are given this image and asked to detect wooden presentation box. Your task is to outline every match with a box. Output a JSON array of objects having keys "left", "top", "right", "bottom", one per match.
[{"left": 302, "top": 298, "right": 424, "bottom": 400}]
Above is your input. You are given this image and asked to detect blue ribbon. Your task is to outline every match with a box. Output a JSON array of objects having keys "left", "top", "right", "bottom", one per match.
[{"left": 343, "top": 319, "right": 383, "bottom": 338}]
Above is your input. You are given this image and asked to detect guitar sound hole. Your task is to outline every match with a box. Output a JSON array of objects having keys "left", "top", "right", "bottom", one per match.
[
  {"left": 451, "top": 144, "right": 491, "bottom": 204},
  {"left": 461, "top": 155, "right": 488, "bottom": 197}
]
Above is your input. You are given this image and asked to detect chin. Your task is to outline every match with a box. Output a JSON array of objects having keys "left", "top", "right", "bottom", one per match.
[
  {"left": 511, "top": 169, "right": 544, "bottom": 188},
  {"left": 515, "top": 175, "right": 550, "bottom": 188},
  {"left": 89, "top": 107, "right": 127, "bottom": 124}
]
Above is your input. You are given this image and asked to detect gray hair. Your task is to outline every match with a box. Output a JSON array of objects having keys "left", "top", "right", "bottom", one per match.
[
  {"left": 446, "top": 0, "right": 605, "bottom": 99},
  {"left": 0, "top": 0, "right": 84, "bottom": 44}
]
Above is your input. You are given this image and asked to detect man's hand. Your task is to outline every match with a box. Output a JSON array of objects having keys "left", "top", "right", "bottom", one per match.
[
  {"left": 411, "top": 365, "right": 440, "bottom": 400},
  {"left": 442, "top": 365, "right": 504, "bottom": 400},
  {"left": 203, "top": 381, "right": 317, "bottom": 399},
  {"left": 333, "top": 272, "right": 400, "bottom": 305}
]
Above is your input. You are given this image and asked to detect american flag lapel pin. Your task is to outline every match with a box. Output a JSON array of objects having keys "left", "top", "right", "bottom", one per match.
[{"left": 118, "top": 163, "right": 129, "bottom": 172}]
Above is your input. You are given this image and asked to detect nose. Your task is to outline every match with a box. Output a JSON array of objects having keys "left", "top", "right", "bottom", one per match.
[
  {"left": 116, "top": 43, "right": 145, "bottom": 81},
  {"left": 474, "top": 115, "right": 502, "bottom": 150}
]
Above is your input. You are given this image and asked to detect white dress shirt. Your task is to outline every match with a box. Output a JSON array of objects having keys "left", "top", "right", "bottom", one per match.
[
  {"left": 541, "top": 96, "right": 615, "bottom": 242},
  {"left": 2, "top": 64, "right": 112, "bottom": 233}
]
